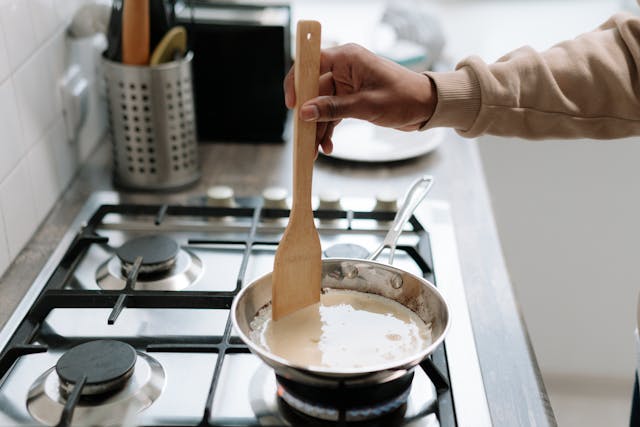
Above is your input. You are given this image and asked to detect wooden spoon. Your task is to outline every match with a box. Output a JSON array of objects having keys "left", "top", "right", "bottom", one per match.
[
  {"left": 272, "top": 20, "right": 322, "bottom": 321},
  {"left": 122, "top": 0, "right": 150, "bottom": 65},
  {"left": 149, "top": 26, "right": 187, "bottom": 65}
]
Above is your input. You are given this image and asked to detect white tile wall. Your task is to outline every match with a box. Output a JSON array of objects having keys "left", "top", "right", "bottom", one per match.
[
  {"left": 0, "top": 210, "right": 8, "bottom": 275},
  {"left": 0, "top": 0, "right": 38, "bottom": 71},
  {"left": 47, "top": 31, "right": 67, "bottom": 114},
  {"left": 49, "top": 117, "right": 78, "bottom": 190},
  {"left": 0, "top": 78, "right": 26, "bottom": 181},
  {"left": 27, "top": 130, "right": 62, "bottom": 224},
  {"left": 0, "top": 158, "right": 38, "bottom": 259},
  {"left": 13, "top": 44, "right": 58, "bottom": 149},
  {"left": 28, "top": 0, "right": 62, "bottom": 46},
  {"left": 53, "top": 0, "right": 85, "bottom": 25},
  {"left": 0, "top": 21, "right": 9, "bottom": 82},
  {"left": 0, "top": 0, "right": 106, "bottom": 277}
]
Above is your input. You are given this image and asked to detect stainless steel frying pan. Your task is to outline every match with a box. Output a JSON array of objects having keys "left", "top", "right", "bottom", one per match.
[{"left": 231, "top": 176, "right": 450, "bottom": 387}]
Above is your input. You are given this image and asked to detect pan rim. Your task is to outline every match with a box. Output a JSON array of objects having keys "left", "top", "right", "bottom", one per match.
[{"left": 230, "top": 257, "right": 451, "bottom": 378}]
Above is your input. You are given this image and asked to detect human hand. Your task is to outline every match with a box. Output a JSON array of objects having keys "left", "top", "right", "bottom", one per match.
[{"left": 283, "top": 43, "right": 437, "bottom": 155}]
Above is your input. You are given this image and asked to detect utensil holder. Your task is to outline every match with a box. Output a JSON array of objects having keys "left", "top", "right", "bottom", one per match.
[{"left": 103, "top": 52, "right": 200, "bottom": 191}]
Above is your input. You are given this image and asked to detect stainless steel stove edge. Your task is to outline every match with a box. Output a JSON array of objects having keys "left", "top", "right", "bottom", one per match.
[{"left": 415, "top": 201, "right": 493, "bottom": 427}]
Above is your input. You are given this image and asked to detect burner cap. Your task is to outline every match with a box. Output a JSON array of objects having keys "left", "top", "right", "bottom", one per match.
[
  {"left": 116, "top": 235, "right": 179, "bottom": 272},
  {"left": 56, "top": 340, "right": 137, "bottom": 396}
]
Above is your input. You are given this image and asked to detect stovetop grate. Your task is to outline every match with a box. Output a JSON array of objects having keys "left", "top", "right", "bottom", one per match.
[{"left": 0, "top": 201, "right": 456, "bottom": 427}]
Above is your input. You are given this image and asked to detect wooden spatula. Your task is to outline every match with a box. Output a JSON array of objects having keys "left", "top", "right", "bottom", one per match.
[{"left": 272, "top": 20, "right": 322, "bottom": 321}]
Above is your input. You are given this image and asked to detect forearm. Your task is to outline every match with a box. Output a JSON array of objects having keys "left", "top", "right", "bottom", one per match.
[{"left": 423, "top": 13, "right": 640, "bottom": 139}]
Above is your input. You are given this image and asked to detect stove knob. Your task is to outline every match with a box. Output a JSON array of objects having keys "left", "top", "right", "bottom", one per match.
[
  {"left": 375, "top": 191, "right": 398, "bottom": 212},
  {"left": 318, "top": 190, "right": 341, "bottom": 210},
  {"left": 207, "top": 185, "right": 235, "bottom": 208},
  {"left": 262, "top": 187, "right": 289, "bottom": 209}
]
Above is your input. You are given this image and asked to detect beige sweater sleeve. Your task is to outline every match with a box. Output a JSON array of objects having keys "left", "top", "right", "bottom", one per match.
[{"left": 422, "top": 12, "right": 640, "bottom": 139}]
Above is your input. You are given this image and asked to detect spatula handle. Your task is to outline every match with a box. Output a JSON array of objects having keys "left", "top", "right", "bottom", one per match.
[
  {"left": 291, "top": 21, "right": 321, "bottom": 217},
  {"left": 122, "top": 0, "right": 150, "bottom": 65}
]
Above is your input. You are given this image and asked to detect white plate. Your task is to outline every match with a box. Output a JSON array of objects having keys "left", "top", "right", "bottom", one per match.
[{"left": 323, "top": 119, "right": 445, "bottom": 163}]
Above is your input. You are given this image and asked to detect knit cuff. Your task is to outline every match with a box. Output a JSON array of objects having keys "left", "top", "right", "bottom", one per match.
[{"left": 419, "top": 67, "right": 481, "bottom": 132}]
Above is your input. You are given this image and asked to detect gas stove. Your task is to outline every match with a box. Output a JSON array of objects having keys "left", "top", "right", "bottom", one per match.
[{"left": 0, "top": 191, "right": 491, "bottom": 426}]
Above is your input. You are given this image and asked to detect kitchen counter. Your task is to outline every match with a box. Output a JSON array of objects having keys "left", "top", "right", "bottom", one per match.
[{"left": 0, "top": 127, "right": 555, "bottom": 426}]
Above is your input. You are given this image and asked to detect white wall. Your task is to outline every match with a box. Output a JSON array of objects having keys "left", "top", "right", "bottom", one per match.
[
  {"left": 0, "top": 0, "right": 106, "bottom": 278},
  {"left": 479, "top": 136, "right": 640, "bottom": 382}
]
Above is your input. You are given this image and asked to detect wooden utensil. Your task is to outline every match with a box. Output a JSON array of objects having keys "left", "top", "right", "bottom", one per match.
[
  {"left": 149, "top": 26, "right": 187, "bottom": 65},
  {"left": 122, "top": 0, "right": 150, "bottom": 65},
  {"left": 271, "top": 20, "right": 322, "bottom": 321}
]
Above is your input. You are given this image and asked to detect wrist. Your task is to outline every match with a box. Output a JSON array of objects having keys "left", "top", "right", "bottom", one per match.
[
  {"left": 421, "top": 67, "right": 481, "bottom": 132},
  {"left": 422, "top": 74, "right": 438, "bottom": 124}
]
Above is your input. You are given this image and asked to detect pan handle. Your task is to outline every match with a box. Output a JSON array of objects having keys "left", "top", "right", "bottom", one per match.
[{"left": 368, "top": 175, "right": 434, "bottom": 264}]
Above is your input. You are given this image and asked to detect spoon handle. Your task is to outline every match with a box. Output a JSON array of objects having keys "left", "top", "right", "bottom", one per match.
[{"left": 368, "top": 176, "right": 434, "bottom": 264}]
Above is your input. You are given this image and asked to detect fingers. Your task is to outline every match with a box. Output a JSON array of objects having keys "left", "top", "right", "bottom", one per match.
[
  {"left": 321, "top": 138, "right": 334, "bottom": 156},
  {"left": 320, "top": 121, "right": 338, "bottom": 154},
  {"left": 395, "top": 123, "right": 422, "bottom": 132},
  {"left": 316, "top": 121, "right": 328, "bottom": 151},
  {"left": 314, "top": 119, "right": 340, "bottom": 159},
  {"left": 319, "top": 73, "right": 335, "bottom": 97},
  {"left": 283, "top": 66, "right": 295, "bottom": 109},
  {"left": 285, "top": 43, "right": 369, "bottom": 110},
  {"left": 319, "top": 43, "right": 368, "bottom": 75},
  {"left": 285, "top": 69, "right": 335, "bottom": 110},
  {"left": 301, "top": 94, "right": 359, "bottom": 122},
  {"left": 300, "top": 104, "right": 320, "bottom": 121}
]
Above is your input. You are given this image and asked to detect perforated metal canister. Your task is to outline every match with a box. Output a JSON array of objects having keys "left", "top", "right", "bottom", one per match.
[{"left": 103, "top": 52, "right": 200, "bottom": 191}]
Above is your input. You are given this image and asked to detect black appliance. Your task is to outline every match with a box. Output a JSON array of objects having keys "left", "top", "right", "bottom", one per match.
[{"left": 176, "top": 1, "right": 291, "bottom": 142}]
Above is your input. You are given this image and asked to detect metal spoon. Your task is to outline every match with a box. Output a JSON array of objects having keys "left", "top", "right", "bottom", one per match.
[{"left": 323, "top": 175, "right": 434, "bottom": 264}]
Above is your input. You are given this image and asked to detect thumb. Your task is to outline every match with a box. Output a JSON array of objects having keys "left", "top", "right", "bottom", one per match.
[{"left": 300, "top": 95, "right": 359, "bottom": 123}]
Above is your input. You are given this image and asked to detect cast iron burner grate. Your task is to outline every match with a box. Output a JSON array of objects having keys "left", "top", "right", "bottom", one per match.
[{"left": 0, "top": 199, "right": 457, "bottom": 427}]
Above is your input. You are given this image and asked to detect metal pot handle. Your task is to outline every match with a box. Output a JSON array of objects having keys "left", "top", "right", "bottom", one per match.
[{"left": 368, "top": 175, "right": 434, "bottom": 264}]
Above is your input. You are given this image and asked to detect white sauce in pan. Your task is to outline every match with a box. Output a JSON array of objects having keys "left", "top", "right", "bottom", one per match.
[{"left": 249, "top": 289, "right": 432, "bottom": 369}]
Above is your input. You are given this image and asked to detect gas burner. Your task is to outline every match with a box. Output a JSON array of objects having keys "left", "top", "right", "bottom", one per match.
[
  {"left": 27, "top": 341, "right": 165, "bottom": 426},
  {"left": 246, "top": 357, "right": 438, "bottom": 426},
  {"left": 96, "top": 237, "right": 203, "bottom": 291},
  {"left": 116, "top": 235, "right": 180, "bottom": 275},
  {"left": 55, "top": 340, "right": 136, "bottom": 397},
  {"left": 274, "top": 372, "right": 414, "bottom": 422},
  {"left": 277, "top": 398, "right": 409, "bottom": 427}
]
